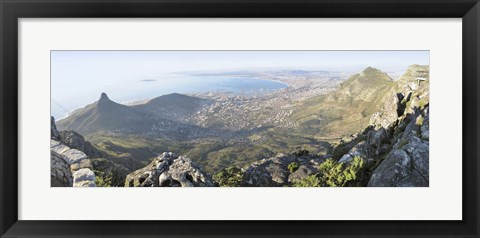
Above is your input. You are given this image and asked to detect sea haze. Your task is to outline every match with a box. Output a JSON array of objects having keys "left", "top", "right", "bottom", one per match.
[{"left": 51, "top": 74, "right": 287, "bottom": 119}]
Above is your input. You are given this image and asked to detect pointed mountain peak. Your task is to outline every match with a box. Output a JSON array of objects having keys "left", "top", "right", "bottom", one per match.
[
  {"left": 361, "top": 66, "right": 381, "bottom": 74},
  {"left": 357, "top": 67, "right": 392, "bottom": 81},
  {"left": 99, "top": 92, "right": 111, "bottom": 102}
]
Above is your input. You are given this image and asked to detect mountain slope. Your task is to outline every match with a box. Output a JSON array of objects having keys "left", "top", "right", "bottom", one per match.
[
  {"left": 57, "top": 93, "right": 152, "bottom": 135},
  {"left": 132, "top": 93, "right": 207, "bottom": 123},
  {"left": 293, "top": 67, "right": 396, "bottom": 137}
]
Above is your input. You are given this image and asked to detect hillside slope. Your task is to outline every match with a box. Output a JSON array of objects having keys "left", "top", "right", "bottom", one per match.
[
  {"left": 57, "top": 93, "right": 153, "bottom": 135},
  {"left": 293, "top": 67, "right": 396, "bottom": 137}
]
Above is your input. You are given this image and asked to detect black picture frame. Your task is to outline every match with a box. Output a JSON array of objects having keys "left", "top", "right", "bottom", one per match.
[{"left": 1, "top": 0, "right": 479, "bottom": 237}]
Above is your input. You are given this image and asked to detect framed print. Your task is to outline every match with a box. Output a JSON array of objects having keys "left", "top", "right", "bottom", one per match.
[{"left": 1, "top": 0, "right": 479, "bottom": 237}]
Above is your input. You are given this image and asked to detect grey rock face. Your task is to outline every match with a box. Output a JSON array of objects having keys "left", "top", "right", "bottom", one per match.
[
  {"left": 51, "top": 154, "right": 73, "bottom": 187},
  {"left": 420, "top": 108, "right": 429, "bottom": 140},
  {"left": 242, "top": 154, "right": 325, "bottom": 187},
  {"left": 125, "top": 152, "right": 213, "bottom": 187},
  {"left": 59, "top": 130, "right": 103, "bottom": 158},
  {"left": 73, "top": 168, "right": 96, "bottom": 186},
  {"left": 51, "top": 116, "right": 60, "bottom": 140},
  {"left": 368, "top": 145, "right": 428, "bottom": 187},
  {"left": 51, "top": 139, "right": 97, "bottom": 187},
  {"left": 368, "top": 107, "right": 429, "bottom": 187},
  {"left": 367, "top": 128, "right": 389, "bottom": 150},
  {"left": 338, "top": 131, "right": 387, "bottom": 168},
  {"left": 51, "top": 117, "right": 97, "bottom": 187},
  {"left": 339, "top": 141, "right": 369, "bottom": 163},
  {"left": 369, "top": 92, "right": 401, "bottom": 129},
  {"left": 288, "top": 165, "right": 318, "bottom": 184},
  {"left": 367, "top": 150, "right": 413, "bottom": 187}
]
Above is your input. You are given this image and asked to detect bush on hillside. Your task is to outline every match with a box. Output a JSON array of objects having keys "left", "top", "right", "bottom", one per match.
[{"left": 213, "top": 166, "right": 244, "bottom": 187}]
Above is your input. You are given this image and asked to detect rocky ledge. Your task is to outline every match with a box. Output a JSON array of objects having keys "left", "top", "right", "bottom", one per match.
[
  {"left": 51, "top": 116, "right": 96, "bottom": 187},
  {"left": 51, "top": 139, "right": 97, "bottom": 187},
  {"left": 242, "top": 153, "right": 327, "bottom": 187},
  {"left": 125, "top": 152, "right": 213, "bottom": 187}
]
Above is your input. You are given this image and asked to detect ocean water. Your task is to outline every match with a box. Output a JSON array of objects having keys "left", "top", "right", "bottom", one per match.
[{"left": 51, "top": 75, "right": 287, "bottom": 119}]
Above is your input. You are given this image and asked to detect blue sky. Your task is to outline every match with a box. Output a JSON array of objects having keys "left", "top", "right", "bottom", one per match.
[{"left": 51, "top": 50, "right": 429, "bottom": 118}]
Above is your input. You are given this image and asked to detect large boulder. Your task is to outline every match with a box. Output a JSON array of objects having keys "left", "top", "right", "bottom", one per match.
[
  {"left": 242, "top": 153, "right": 324, "bottom": 187},
  {"left": 125, "top": 152, "right": 213, "bottom": 187},
  {"left": 51, "top": 139, "right": 97, "bottom": 187},
  {"left": 368, "top": 123, "right": 429, "bottom": 187},
  {"left": 288, "top": 165, "right": 318, "bottom": 184}
]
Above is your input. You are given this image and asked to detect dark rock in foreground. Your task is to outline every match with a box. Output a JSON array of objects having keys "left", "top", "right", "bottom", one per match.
[
  {"left": 125, "top": 152, "right": 213, "bottom": 187},
  {"left": 242, "top": 153, "right": 326, "bottom": 187},
  {"left": 51, "top": 117, "right": 97, "bottom": 187}
]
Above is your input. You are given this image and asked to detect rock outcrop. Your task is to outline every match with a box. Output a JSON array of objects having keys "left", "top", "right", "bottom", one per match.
[
  {"left": 51, "top": 117, "right": 97, "bottom": 187},
  {"left": 366, "top": 66, "right": 429, "bottom": 187},
  {"left": 58, "top": 130, "right": 103, "bottom": 158},
  {"left": 125, "top": 152, "right": 213, "bottom": 187},
  {"left": 51, "top": 139, "right": 97, "bottom": 187},
  {"left": 241, "top": 153, "right": 326, "bottom": 187},
  {"left": 367, "top": 107, "right": 429, "bottom": 187}
]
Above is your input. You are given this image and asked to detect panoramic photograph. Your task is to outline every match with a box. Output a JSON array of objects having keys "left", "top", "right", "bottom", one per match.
[{"left": 50, "top": 51, "right": 429, "bottom": 187}]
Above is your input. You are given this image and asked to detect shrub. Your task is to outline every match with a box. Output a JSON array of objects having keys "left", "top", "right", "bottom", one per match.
[
  {"left": 288, "top": 162, "right": 300, "bottom": 173},
  {"left": 292, "top": 174, "right": 321, "bottom": 187},
  {"left": 213, "top": 166, "right": 244, "bottom": 187},
  {"left": 95, "top": 175, "right": 111, "bottom": 187},
  {"left": 319, "top": 156, "right": 364, "bottom": 187},
  {"left": 291, "top": 156, "right": 365, "bottom": 187},
  {"left": 318, "top": 159, "right": 345, "bottom": 187}
]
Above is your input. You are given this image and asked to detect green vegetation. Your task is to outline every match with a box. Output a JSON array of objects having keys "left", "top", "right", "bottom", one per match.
[
  {"left": 95, "top": 175, "right": 111, "bottom": 187},
  {"left": 416, "top": 116, "right": 424, "bottom": 126},
  {"left": 292, "top": 174, "right": 321, "bottom": 187},
  {"left": 213, "top": 167, "right": 244, "bottom": 187},
  {"left": 418, "top": 98, "right": 428, "bottom": 108},
  {"left": 288, "top": 162, "right": 300, "bottom": 173},
  {"left": 292, "top": 156, "right": 365, "bottom": 187}
]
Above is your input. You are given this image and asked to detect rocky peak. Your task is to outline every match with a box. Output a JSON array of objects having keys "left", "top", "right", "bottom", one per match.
[
  {"left": 362, "top": 66, "right": 378, "bottom": 74},
  {"left": 97, "top": 92, "right": 113, "bottom": 106},
  {"left": 99, "top": 92, "right": 109, "bottom": 101},
  {"left": 360, "top": 66, "right": 389, "bottom": 78}
]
